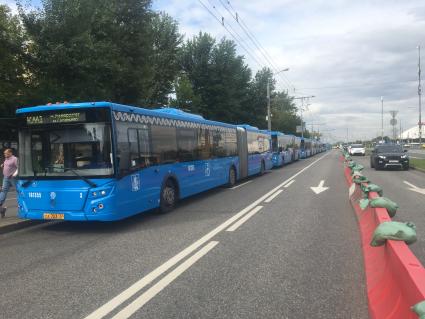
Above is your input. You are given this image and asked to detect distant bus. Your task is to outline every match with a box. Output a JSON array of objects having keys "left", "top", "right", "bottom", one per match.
[
  {"left": 239, "top": 126, "right": 273, "bottom": 176},
  {"left": 300, "top": 137, "right": 312, "bottom": 158},
  {"left": 269, "top": 131, "right": 299, "bottom": 167},
  {"left": 16, "top": 102, "right": 274, "bottom": 221}
]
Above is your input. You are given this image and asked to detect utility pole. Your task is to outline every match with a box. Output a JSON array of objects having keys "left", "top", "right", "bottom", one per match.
[
  {"left": 267, "top": 80, "right": 271, "bottom": 130},
  {"left": 267, "top": 68, "right": 289, "bottom": 131},
  {"left": 389, "top": 110, "right": 398, "bottom": 142},
  {"left": 294, "top": 95, "right": 315, "bottom": 138},
  {"left": 418, "top": 45, "right": 422, "bottom": 144},
  {"left": 381, "top": 96, "right": 384, "bottom": 143}
]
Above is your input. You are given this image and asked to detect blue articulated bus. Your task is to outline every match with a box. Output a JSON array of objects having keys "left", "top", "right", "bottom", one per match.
[
  {"left": 237, "top": 126, "right": 273, "bottom": 176},
  {"left": 16, "top": 102, "right": 247, "bottom": 221}
]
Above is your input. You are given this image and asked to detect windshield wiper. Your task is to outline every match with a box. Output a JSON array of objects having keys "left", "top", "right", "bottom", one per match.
[
  {"left": 65, "top": 168, "right": 98, "bottom": 188},
  {"left": 21, "top": 170, "right": 37, "bottom": 188}
]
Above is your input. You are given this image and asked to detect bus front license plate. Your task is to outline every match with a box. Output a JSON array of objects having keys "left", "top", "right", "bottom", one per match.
[{"left": 43, "top": 213, "right": 64, "bottom": 220}]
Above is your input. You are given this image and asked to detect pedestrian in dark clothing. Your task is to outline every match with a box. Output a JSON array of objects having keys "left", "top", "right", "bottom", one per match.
[{"left": 0, "top": 149, "right": 18, "bottom": 218}]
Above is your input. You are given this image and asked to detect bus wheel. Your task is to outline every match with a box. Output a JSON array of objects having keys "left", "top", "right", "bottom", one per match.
[
  {"left": 227, "top": 167, "right": 236, "bottom": 187},
  {"left": 260, "top": 161, "right": 265, "bottom": 175},
  {"left": 160, "top": 179, "right": 177, "bottom": 213}
]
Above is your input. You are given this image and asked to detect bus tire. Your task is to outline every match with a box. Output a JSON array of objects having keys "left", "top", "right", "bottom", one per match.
[
  {"left": 227, "top": 166, "right": 236, "bottom": 187},
  {"left": 159, "top": 179, "right": 177, "bottom": 213},
  {"left": 260, "top": 161, "right": 265, "bottom": 175}
]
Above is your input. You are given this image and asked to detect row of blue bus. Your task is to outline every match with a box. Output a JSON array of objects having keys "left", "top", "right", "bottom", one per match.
[{"left": 15, "top": 102, "right": 327, "bottom": 221}]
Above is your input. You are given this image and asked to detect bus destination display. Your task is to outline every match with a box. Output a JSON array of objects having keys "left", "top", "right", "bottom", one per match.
[{"left": 26, "top": 112, "right": 86, "bottom": 125}]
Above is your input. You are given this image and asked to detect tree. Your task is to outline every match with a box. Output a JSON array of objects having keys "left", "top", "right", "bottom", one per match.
[
  {"left": 145, "top": 12, "right": 182, "bottom": 106},
  {"left": 178, "top": 33, "right": 251, "bottom": 123},
  {"left": 270, "top": 91, "right": 302, "bottom": 134},
  {"left": 19, "top": 0, "right": 153, "bottom": 105},
  {"left": 245, "top": 67, "right": 273, "bottom": 129},
  {"left": 0, "top": 5, "right": 27, "bottom": 115}
]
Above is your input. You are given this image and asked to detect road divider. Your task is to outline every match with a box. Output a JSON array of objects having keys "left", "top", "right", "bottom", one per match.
[{"left": 341, "top": 151, "right": 425, "bottom": 319}]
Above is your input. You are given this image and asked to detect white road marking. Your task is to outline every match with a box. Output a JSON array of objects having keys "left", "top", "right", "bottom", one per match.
[
  {"left": 404, "top": 181, "right": 419, "bottom": 189},
  {"left": 111, "top": 241, "right": 219, "bottom": 319},
  {"left": 6, "top": 197, "right": 16, "bottom": 201},
  {"left": 84, "top": 152, "right": 330, "bottom": 319},
  {"left": 264, "top": 190, "right": 283, "bottom": 203},
  {"left": 310, "top": 180, "right": 329, "bottom": 194},
  {"left": 230, "top": 180, "right": 252, "bottom": 189},
  {"left": 410, "top": 156, "right": 422, "bottom": 159},
  {"left": 404, "top": 180, "right": 425, "bottom": 195},
  {"left": 226, "top": 206, "right": 264, "bottom": 232},
  {"left": 284, "top": 180, "right": 295, "bottom": 188}
]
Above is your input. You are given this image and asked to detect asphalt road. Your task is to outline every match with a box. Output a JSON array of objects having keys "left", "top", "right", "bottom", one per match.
[
  {"left": 349, "top": 154, "right": 425, "bottom": 266},
  {"left": 0, "top": 151, "right": 368, "bottom": 319}
]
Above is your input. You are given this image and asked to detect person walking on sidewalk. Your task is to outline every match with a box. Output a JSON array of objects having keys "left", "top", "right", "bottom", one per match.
[{"left": 0, "top": 149, "right": 18, "bottom": 218}]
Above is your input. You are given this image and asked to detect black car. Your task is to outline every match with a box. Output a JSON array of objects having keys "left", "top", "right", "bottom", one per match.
[{"left": 370, "top": 144, "right": 409, "bottom": 170}]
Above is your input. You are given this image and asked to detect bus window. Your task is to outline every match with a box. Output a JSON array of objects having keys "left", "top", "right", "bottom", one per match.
[
  {"left": 151, "top": 125, "right": 177, "bottom": 164},
  {"left": 197, "top": 128, "right": 212, "bottom": 159},
  {"left": 177, "top": 128, "right": 197, "bottom": 162}
]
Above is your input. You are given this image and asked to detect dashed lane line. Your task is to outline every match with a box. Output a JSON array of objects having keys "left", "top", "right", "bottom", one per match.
[{"left": 83, "top": 152, "right": 330, "bottom": 319}]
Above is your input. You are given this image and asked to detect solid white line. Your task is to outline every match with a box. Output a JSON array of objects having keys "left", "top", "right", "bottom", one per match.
[
  {"left": 83, "top": 152, "right": 330, "bottom": 319},
  {"left": 5, "top": 197, "right": 16, "bottom": 201},
  {"left": 404, "top": 181, "right": 418, "bottom": 189},
  {"left": 111, "top": 241, "right": 219, "bottom": 319},
  {"left": 264, "top": 190, "right": 283, "bottom": 203},
  {"left": 226, "top": 206, "right": 263, "bottom": 232},
  {"left": 284, "top": 180, "right": 295, "bottom": 188},
  {"left": 230, "top": 180, "right": 252, "bottom": 189}
]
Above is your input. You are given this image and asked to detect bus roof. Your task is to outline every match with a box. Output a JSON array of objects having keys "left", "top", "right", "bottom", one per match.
[
  {"left": 17, "top": 101, "right": 237, "bottom": 129},
  {"left": 237, "top": 124, "right": 261, "bottom": 132}
]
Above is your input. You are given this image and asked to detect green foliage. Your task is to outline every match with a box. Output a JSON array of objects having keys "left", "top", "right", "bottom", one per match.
[
  {"left": 0, "top": 5, "right": 27, "bottom": 115},
  {"left": 145, "top": 12, "right": 182, "bottom": 106},
  {"left": 178, "top": 32, "right": 252, "bottom": 123},
  {"left": 270, "top": 91, "right": 300, "bottom": 134},
  {"left": 19, "top": 0, "right": 154, "bottom": 105},
  {"left": 0, "top": 1, "right": 304, "bottom": 133}
]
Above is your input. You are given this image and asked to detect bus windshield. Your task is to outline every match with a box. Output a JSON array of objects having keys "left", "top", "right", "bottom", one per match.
[{"left": 19, "top": 123, "right": 113, "bottom": 178}]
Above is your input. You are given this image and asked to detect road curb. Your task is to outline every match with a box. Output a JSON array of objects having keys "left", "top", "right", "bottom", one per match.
[{"left": 0, "top": 219, "right": 44, "bottom": 235}]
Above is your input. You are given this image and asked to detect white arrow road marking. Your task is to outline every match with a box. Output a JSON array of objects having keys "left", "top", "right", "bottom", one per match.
[
  {"left": 310, "top": 180, "right": 329, "bottom": 194},
  {"left": 404, "top": 181, "right": 425, "bottom": 195}
]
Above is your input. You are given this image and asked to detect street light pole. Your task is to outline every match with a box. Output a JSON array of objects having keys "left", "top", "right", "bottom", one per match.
[
  {"left": 418, "top": 45, "right": 422, "bottom": 144},
  {"left": 381, "top": 96, "right": 384, "bottom": 143},
  {"left": 267, "top": 68, "right": 289, "bottom": 131}
]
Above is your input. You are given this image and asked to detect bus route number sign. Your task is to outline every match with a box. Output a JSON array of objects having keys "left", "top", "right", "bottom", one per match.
[{"left": 26, "top": 112, "right": 86, "bottom": 125}]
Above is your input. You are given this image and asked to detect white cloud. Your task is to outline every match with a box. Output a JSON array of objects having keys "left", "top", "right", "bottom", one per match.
[{"left": 154, "top": 0, "right": 425, "bottom": 142}]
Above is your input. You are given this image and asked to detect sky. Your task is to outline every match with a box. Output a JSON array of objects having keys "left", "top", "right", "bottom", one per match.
[{"left": 3, "top": 0, "right": 425, "bottom": 142}]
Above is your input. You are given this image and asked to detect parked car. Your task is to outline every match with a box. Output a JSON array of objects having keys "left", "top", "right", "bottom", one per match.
[
  {"left": 349, "top": 144, "right": 366, "bottom": 156},
  {"left": 370, "top": 144, "right": 409, "bottom": 170}
]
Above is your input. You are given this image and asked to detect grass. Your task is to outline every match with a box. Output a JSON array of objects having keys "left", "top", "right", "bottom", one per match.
[{"left": 410, "top": 158, "right": 425, "bottom": 171}]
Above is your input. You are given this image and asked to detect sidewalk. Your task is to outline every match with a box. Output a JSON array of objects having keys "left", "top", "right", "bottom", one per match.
[{"left": 0, "top": 190, "right": 41, "bottom": 234}]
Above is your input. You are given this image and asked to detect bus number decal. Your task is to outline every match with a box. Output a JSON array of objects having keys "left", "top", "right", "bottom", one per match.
[
  {"left": 131, "top": 174, "right": 140, "bottom": 192},
  {"left": 187, "top": 165, "right": 195, "bottom": 172},
  {"left": 205, "top": 163, "right": 210, "bottom": 177}
]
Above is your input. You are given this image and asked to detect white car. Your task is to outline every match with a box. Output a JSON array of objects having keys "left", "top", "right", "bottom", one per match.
[{"left": 349, "top": 144, "right": 365, "bottom": 156}]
